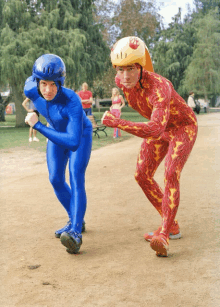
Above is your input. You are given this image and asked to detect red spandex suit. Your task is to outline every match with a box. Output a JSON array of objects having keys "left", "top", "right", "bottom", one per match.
[{"left": 102, "top": 36, "right": 198, "bottom": 257}]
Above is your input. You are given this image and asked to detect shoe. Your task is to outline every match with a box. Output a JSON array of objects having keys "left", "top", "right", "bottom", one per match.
[
  {"left": 55, "top": 221, "right": 86, "bottom": 238},
  {"left": 144, "top": 221, "right": 181, "bottom": 242},
  {"left": 55, "top": 220, "right": 72, "bottom": 238},
  {"left": 29, "top": 137, "right": 32, "bottom": 142},
  {"left": 60, "top": 230, "right": 82, "bottom": 254},
  {"left": 150, "top": 233, "right": 169, "bottom": 257},
  {"left": 33, "top": 137, "right": 39, "bottom": 142}
]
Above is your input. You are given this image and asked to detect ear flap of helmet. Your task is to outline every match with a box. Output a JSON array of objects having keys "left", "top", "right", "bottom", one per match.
[{"left": 143, "top": 48, "right": 154, "bottom": 72}]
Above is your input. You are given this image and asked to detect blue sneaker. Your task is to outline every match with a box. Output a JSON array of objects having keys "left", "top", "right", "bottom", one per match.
[
  {"left": 60, "top": 230, "right": 82, "bottom": 254},
  {"left": 55, "top": 221, "right": 86, "bottom": 238},
  {"left": 55, "top": 220, "right": 72, "bottom": 238}
]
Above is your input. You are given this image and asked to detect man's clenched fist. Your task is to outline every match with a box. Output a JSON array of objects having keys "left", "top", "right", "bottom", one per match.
[{"left": 25, "top": 112, "right": 39, "bottom": 127}]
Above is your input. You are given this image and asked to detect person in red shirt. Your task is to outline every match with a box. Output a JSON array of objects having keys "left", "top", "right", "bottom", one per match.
[
  {"left": 78, "top": 82, "right": 93, "bottom": 116},
  {"left": 102, "top": 36, "right": 198, "bottom": 257}
]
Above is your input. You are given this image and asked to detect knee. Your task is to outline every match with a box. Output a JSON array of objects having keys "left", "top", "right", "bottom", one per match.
[
  {"left": 165, "top": 169, "right": 179, "bottom": 183},
  {"left": 135, "top": 170, "right": 152, "bottom": 185},
  {"left": 49, "top": 173, "right": 64, "bottom": 189}
]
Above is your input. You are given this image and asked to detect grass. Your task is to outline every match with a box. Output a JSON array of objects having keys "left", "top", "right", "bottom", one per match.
[
  {"left": 1, "top": 107, "right": 216, "bottom": 152},
  {"left": 0, "top": 111, "right": 145, "bottom": 152}
]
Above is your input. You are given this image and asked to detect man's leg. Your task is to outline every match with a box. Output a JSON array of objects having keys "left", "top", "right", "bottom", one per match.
[
  {"left": 68, "top": 131, "right": 92, "bottom": 233},
  {"left": 60, "top": 130, "right": 92, "bottom": 253},
  {"left": 135, "top": 138, "right": 169, "bottom": 216},
  {"left": 87, "top": 108, "right": 92, "bottom": 116},
  {"left": 61, "top": 131, "right": 92, "bottom": 254},
  {"left": 46, "top": 141, "right": 72, "bottom": 222},
  {"left": 83, "top": 108, "right": 92, "bottom": 116},
  {"left": 150, "top": 125, "right": 198, "bottom": 256}
]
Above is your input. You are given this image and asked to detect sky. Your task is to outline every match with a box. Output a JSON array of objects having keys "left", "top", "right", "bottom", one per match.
[{"left": 159, "top": 0, "right": 195, "bottom": 26}]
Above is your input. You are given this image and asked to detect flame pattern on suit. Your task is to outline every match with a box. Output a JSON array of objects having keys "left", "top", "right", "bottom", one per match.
[{"left": 102, "top": 70, "right": 198, "bottom": 237}]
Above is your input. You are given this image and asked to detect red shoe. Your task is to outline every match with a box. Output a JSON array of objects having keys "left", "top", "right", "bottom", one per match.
[
  {"left": 144, "top": 221, "right": 181, "bottom": 242},
  {"left": 144, "top": 226, "right": 162, "bottom": 242},
  {"left": 150, "top": 233, "right": 169, "bottom": 257}
]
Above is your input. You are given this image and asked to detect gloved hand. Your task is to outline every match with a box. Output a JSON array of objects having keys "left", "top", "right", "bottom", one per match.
[
  {"left": 24, "top": 76, "right": 40, "bottom": 101},
  {"left": 101, "top": 111, "right": 119, "bottom": 128},
  {"left": 25, "top": 112, "right": 39, "bottom": 127}
]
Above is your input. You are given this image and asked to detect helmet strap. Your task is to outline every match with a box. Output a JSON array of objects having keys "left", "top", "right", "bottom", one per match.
[{"left": 139, "top": 66, "right": 143, "bottom": 89}]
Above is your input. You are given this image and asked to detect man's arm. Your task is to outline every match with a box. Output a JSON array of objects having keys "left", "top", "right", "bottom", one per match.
[
  {"left": 26, "top": 104, "right": 83, "bottom": 151},
  {"left": 102, "top": 85, "right": 171, "bottom": 139},
  {"left": 24, "top": 79, "right": 84, "bottom": 151}
]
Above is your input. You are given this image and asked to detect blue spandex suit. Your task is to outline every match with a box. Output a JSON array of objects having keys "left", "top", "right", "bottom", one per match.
[{"left": 24, "top": 71, "right": 92, "bottom": 253}]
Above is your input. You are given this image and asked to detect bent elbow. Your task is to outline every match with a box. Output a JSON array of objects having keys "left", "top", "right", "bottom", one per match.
[{"left": 146, "top": 122, "right": 166, "bottom": 139}]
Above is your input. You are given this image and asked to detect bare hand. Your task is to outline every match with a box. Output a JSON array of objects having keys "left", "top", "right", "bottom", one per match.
[{"left": 25, "top": 112, "right": 39, "bottom": 127}]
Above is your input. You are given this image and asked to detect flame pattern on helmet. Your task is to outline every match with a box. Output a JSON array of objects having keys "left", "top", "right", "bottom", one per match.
[{"left": 129, "top": 37, "right": 140, "bottom": 50}]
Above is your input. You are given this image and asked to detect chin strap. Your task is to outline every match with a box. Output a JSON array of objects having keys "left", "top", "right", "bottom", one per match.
[{"left": 139, "top": 66, "right": 143, "bottom": 89}]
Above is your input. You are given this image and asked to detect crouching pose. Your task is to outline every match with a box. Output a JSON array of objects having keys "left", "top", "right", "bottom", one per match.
[
  {"left": 102, "top": 37, "right": 198, "bottom": 257},
  {"left": 24, "top": 54, "right": 92, "bottom": 254}
]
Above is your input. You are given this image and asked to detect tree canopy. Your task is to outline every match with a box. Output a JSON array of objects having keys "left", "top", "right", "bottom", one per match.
[
  {"left": 0, "top": 0, "right": 220, "bottom": 125},
  {"left": 0, "top": 0, "right": 109, "bottom": 126}
]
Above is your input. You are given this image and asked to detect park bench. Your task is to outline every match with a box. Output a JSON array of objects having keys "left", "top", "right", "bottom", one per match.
[{"left": 87, "top": 115, "right": 108, "bottom": 138}]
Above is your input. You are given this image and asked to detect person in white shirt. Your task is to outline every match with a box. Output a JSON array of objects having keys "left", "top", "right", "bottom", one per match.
[{"left": 187, "top": 92, "right": 196, "bottom": 110}]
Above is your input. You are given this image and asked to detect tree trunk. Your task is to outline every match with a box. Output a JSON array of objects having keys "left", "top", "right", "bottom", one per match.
[
  {"left": 0, "top": 94, "right": 11, "bottom": 122},
  {"left": 0, "top": 105, "right": 6, "bottom": 122},
  {"left": 12, "top": 86, "right": 27, "bottom": 128}
]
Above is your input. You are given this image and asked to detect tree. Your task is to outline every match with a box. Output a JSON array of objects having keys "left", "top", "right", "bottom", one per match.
[
  {"left": 193, "top": 0, "right": 220, "bottom": 14},
  {"left": 92, "top": 0, "right": 162, "bottom": 97},
  {"left": 152, "top": 8, "right": 197, "bottom": 98},
  {"left": 0, "top": 0, "right": 109, "bottom": 127},
  {"left": 184, "top": 8, "right": 220, "bottom": 103},
  {"left": 112, "top": 0, "right": 161, "bottom": 47},
  {"left": 0, "top": 93, "right": 11, "bottom": 122}
]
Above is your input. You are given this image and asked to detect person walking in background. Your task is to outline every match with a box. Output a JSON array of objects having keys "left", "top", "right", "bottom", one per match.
[
  {"left": 22, "top": 97, "right": 40, "bottom": 142},
  {"left": 110, "top": 87, "right": 125, "bottom": 138},
  {"left": 24, "top": 54, "right": 92, "bottom": 254},
  {"left": 78, "top": 82, "right": 93, "bottom": 116},
  {"left": 187, "top": 91, "right": 200, "bottom": 114},
  {"left": 102, "top": 36, "right": 198, "bottom": 257},
  {"left": 187, "top": 91, "right": 196, "bottom": 110}
]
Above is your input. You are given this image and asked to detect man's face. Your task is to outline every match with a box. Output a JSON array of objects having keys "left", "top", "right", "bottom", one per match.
[
  {"left": 82, "top": 84, "right": 88, "bottom": 91},
  {"left": 39, "top": 80, "right": 58, "bottom": 101},
  {"left": 116, "top": 65, "right": 141, "bottom": 89}
]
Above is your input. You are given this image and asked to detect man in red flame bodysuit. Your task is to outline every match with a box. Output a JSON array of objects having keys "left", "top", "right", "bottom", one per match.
[{"left": 102, "top": 37, "right": 198, "bottom": 257}]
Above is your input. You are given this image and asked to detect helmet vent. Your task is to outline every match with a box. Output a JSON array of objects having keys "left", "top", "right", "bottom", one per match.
[
  {"left": 125, "top": 53, "right": 127, "bottom": 58},
  {"left": 121, "top": 52, "right": 123, "bottom": 59}
]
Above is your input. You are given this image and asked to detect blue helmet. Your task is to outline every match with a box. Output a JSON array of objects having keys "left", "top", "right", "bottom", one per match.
[{"left": 32, "top": 54, "right": 66, "bottom": 85}]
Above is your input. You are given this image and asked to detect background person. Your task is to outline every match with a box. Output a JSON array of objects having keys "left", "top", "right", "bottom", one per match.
[
  {"left": 187, "top": 91, "right": 196, "bottom": 110},
  {"left": 22, "top": 97, "right": 40, "bottom": 142},
  {"left": 78, "top": 82, "right": 93, "bottom": 115},
  {"left": 110, "top": 87, "right": 125, "bottom": 138},
  {"left": 24, "top": 54, "right": 92, "bottom": 254},
  {"left": 187, "top": 91, "right": 200, "bottom": 114},
  {"left": 102, "top": 36, "right": 198, "bottom": 257}
]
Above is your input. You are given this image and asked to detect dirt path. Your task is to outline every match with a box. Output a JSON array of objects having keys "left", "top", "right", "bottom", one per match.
[{"left": 1, "top": 113, "right": 220, "bottom": 307}]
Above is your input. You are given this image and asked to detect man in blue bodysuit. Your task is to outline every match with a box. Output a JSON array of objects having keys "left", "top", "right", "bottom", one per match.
[{"left": 24, "top": 54, "right": 93, "bottom": 254}]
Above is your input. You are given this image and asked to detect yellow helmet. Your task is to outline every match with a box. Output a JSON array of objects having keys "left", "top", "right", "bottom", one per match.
[{"left": 111, "top": 36, "right": 154, "bottom": 72}]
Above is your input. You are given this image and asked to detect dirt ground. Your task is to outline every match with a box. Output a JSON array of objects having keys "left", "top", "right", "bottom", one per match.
[{"left": 1, "top": 113, "right": 220, "bottom": 307}]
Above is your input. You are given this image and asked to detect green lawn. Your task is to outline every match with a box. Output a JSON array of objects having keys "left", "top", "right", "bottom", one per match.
[
  {"left": 2, "top": 108, "right": 215, "bottom": 152},
  {"left": 0, "top": 111, "right": 146, "bottom": 152}
]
